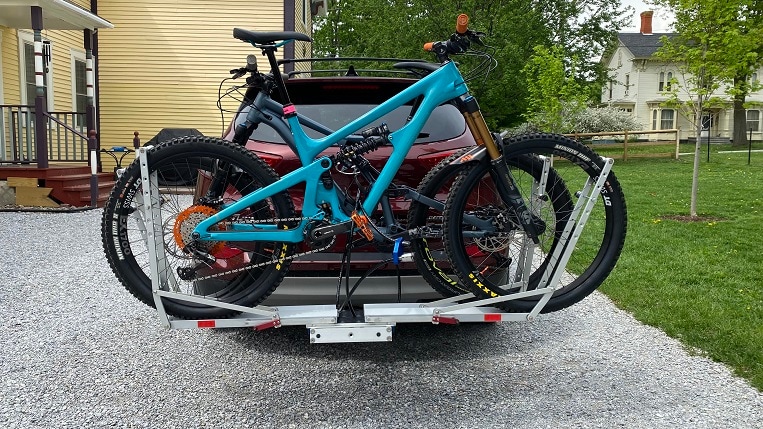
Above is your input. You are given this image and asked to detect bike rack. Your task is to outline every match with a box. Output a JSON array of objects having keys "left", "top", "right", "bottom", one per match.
[{"left": 136, "top": 147, "right": 613, "bottom": 343}]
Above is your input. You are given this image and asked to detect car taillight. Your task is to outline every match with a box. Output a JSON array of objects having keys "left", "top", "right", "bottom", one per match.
[
  {"left": 417, "top": 150, "right": 458, "bottom": 170},
  {"left": 253, "top": 152, "right": 283, "bottom": 169}
]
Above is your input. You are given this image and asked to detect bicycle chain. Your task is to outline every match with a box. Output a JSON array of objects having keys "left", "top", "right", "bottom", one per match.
[{"left": 191, "top": 216, "right": 334, "bottom": 281}]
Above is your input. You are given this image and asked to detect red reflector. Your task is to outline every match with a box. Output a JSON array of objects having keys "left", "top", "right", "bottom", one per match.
[
  {"left": 197, "top": 320, "right": 216, "bottom": 328},
  {"left": 484, "top": 313, "right": 502, "bottom": 322}
]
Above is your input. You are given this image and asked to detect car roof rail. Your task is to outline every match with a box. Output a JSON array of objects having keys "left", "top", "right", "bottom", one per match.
[{"left": 278, "top": 57, "right": 432, "bottom": 78}]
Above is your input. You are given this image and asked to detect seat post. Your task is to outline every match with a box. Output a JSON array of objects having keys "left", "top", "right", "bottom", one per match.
[{"left": 263, "top": 48, "right": 292, "bottom": 107}]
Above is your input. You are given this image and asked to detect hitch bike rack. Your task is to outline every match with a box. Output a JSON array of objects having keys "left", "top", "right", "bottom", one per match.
[{"left": 135, "top": 147, "right": 613, "bottom": 343}]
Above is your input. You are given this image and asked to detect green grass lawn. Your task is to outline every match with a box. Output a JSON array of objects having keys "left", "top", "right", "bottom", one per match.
[{"left": 597, "top": 142, "right": 763, "bottom": 390}]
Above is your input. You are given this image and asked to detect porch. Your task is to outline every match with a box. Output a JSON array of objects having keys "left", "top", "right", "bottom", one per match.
[{"left": 0, "top": 0, "right": 112, "bottom": 207}]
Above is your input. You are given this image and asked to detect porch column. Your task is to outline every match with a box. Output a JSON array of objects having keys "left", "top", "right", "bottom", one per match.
[
  {"left": 85, "top": 29, "right": 99, "bottom": 206},
  {"left": 31, "top": 6, "right": 49, "bottom": 168}
]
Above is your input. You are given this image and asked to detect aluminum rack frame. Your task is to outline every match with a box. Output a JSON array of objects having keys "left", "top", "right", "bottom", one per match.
[{"left": 136, "top": 147, "right": 613, "bottom": 343}]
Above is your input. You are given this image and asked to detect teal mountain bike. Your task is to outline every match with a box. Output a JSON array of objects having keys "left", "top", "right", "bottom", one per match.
[{"left": 101, "top": 15, "right": 626, "bottom": 319}]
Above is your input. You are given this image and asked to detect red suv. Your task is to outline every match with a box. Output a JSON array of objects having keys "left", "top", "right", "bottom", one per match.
[{"left": 224, "top": 60, "right": 476, "bottom": 303}]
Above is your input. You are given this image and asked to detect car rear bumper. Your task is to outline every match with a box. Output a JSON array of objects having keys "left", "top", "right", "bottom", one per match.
[{"left": 262, "top": 275, "right": 442, "bottom": 306}]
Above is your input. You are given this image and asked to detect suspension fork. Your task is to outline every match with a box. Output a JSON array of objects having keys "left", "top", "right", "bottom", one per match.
[{"left": 458, "top": 95, "right": 541, "bottom": 243}]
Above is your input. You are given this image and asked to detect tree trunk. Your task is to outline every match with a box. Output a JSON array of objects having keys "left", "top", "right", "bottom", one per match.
[
  {"left": 690, "top": 119, "right": 701, "bottom": 218},
  {"left": 732, "top": 76, "right": 748, "bottom": 147}
]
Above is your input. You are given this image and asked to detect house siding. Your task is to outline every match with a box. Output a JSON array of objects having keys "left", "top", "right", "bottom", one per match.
[
  {"left": 97, "top": 0, "right": 287, "bottom": 158},
  {"left": 293, "top": 0, "right": 312, "bottom": 73},
  {"left": 1, "top": 27, "right": 22, "bottom": 105}
]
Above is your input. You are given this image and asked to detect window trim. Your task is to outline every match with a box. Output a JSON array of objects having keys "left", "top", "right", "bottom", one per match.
[{"left": 17, "top": 30, "right": 54, "bottom": 108}]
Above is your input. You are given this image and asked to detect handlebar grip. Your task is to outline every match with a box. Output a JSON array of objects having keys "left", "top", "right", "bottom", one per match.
[
  {"left": 423, "top": 42, "right": 434, "bottom": 52},
  {"left": 456, "top": 14, "right": 469, "bottom": 34}
]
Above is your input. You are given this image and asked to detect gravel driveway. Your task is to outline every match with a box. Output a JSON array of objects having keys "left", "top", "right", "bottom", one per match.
[{"left": 1, "top": 210, "right": 761, "bottom": 428}]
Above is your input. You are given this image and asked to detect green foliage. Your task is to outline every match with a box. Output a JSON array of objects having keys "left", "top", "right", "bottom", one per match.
[
  {"left": 312, "top": 0, "right": 631, "bottom": 127},
  {"left": 522, "top": 45, "right": 587, "bottom": 133}
]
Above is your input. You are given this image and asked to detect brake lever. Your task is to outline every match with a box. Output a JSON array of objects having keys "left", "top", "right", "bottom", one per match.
[
  {"left": 468, "top": 31, "right": 486, "bottom": 46},
  {"left": 229, "top": 68, "right": 247, "bottom": 79}
]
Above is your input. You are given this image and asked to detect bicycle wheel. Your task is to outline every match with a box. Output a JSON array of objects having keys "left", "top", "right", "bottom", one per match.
[
  {"left": 102, "top": 136, "right": 296, "bottom": 319},
  {"left": 444, "top": 133, "right": 627, "bottom": 313},
  {"left": 407, "top": 148, "right": 472, "bottom": 297},
  {"left": 408, "top": 147, "right": 573, "bottom": 298}
]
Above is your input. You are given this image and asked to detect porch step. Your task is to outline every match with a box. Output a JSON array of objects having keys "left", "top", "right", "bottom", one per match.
[
  {"left": 48, "top": 173, "right": 116, "bottom": 208},
  {"left": 0, "top": 165, "right": 116, "bottom": 208}
]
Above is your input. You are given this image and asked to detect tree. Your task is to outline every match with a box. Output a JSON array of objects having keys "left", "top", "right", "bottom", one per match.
[
  {"left": 522, "top": 45, "right": 587, "bottom": 133},
  {"left": 655, "top": 3, "right": 730, "bottom": 218},
  {"left": 651, "top": 0, "right": 763, "bottom": 146},
  {"left": 312, "top": 0, "right": 631, "bottom": 127}
]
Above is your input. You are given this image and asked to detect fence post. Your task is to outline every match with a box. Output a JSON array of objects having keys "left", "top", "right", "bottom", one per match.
[{"left": 623, "top": 131, "right": 629, "bottom": 161}]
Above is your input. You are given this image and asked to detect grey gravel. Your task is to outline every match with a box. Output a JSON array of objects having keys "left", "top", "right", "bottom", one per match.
[{"left": 1, "top": 209, "right": 761, "bottom": 429}]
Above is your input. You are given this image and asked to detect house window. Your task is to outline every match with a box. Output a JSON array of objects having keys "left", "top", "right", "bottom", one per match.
[
  {"left": 608, "top": 80, "right": 613, "bottom": 100},
  {"left": 23, "top": 42, "right": 47, "bottom": 104},
  {"left": 72, "top": 52, "right": 88, "bottom": 130},
  {"left": 661, "top": 109, "right": 675, "bottom": 129},
  {"left": 624, "top": 74, "right": 630, "bottom": 95},
  {"left": 659, "top": 72, "right": 673, "bottom": 92},
  {"left": 19, "top": 31, "right": 53, "bottom": 107},
  {"left": 652, "top": 110, "right": 658, "bottom": 130},
  {"left": 748, "top": 110, "right": 760, "bottom": 131}
]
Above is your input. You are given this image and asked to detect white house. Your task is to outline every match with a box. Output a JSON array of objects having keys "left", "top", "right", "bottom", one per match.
[{"left": 601, "top": 11, "right": 762, "bottom": 142}]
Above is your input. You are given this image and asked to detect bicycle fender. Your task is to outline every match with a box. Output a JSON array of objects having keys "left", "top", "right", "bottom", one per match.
[{"left": 447, "top": 145, "right": 488, "bottom": 166}]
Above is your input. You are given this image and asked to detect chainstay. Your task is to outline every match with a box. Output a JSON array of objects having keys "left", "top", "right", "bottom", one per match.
[{"left": 191, "top": 216, "right": 333, "bottom": 281}]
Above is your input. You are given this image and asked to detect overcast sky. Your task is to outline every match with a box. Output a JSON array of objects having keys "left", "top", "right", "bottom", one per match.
[{"left": 620, "top": 0, "right": 675, "bottom": 32}]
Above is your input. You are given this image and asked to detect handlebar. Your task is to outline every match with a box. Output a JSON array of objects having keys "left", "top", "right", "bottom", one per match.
[{"left": 423, "top": 14, "right": 484, "bottom": 61}]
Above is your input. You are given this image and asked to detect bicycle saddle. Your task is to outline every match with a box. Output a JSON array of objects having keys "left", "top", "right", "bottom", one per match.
[{"left": 233, "top": 28, "right": 312, "bottom": 44}]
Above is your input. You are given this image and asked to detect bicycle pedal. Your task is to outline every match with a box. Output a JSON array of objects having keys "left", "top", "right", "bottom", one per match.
[{"left": 350, "top": 211, "right": 374, "bottom": 241}]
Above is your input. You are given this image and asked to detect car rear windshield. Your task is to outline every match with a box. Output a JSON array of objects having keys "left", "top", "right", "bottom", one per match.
[{"left": 237, "top": 103, "right": 466, "bottom": 144}]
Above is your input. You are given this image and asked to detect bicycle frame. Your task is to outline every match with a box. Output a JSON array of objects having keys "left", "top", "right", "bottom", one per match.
[{"left": 192, "top": 60, "right": 468, "bottom": 244}]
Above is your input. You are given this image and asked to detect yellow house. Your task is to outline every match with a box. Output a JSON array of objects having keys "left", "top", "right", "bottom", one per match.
[
  {"left": 1, "top": 0, "right": 314, "bottom": 205},
  {"left": 1, "top": 0, "right": 111, "bottom": 166},
  {"left": 97, "top": 0, "right": 315, "bottom": 169}
]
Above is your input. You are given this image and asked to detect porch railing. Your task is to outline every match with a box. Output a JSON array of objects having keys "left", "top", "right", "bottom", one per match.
[{"left": 1, "top": 104, "right": 88, "bottom": 164}]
